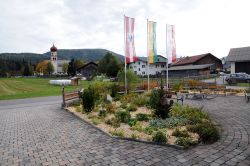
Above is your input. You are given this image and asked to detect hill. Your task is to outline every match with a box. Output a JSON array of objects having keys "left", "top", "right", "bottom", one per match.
[{"left": 0, "top": 49, "right": 124, "bottom": 64}]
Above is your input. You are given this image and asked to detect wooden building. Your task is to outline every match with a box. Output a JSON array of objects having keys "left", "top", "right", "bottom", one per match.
[
  {"left": 169, "top": 53, "right": 222, "bottom": 77},
  {"left": 77, "top": 62, "right": 98, "bottom": 80},
  {"left": 227, "top": 46, "right": 250, "bottom": 74}
]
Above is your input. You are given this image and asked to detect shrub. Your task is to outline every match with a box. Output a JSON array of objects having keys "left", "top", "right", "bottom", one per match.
[
  {"left": 170, "top": 104, "right": 208, "bottom": 124},
  {"left": 143, "top": 127, "right": 155, "bottom": 135},
  {"left": 152, "top": 131, "right": 167, "bottom": 143},
  {"left": 98, "top": 109, "right": 107, "bottom": 117},
  {"left": 172, "top": 82, "right": 183, "bottom": 92},
  {"left": 150, "top": 89, "right": 172, "bottom": 119},
  {"left": 110, "top": 83, "right": 119, "bottom": 97},
  {"left": 149, "top": 117, "right": 190, "bottom": 129},
  {"left": 75, "top": 106, "right": 82, "bottom": 113},
  {"left": 91, "top": 118, "right": 102, "bottom": 125},
  {"left": 131, "top": 133, "right": 138, "bottom": 139},
  {"left": 120, "top": 103, "right": 127, "bottom": 109},
  {"left": 128, "top": 118, "right": 137, "bottom": 127},
  {"left": 110, "top": 129, "right": 124, "bottom": 137},
  {"left": 115, "top": 111, "right": 131, "bottom": 123},
  {"left": 131, "top": 122, "right": 144, "bottom": 132},
  {"left": 105, "top": 103, "right": 116, "bottom": 114},
  {"left": 126, "top": 104, "right": 137, "bottom": 112},
  {"left": 187, "top": 121, "right": 220, "bottom": 144},
  {"left": 105, "top": 117, "right": 120, "bottom": 128},
  {"left": 175, "top": 137, "right": 198, "bottom": 149},
  {"left": 81, "top": 87, "right": 95, "bottom": 112},
  {"left": 136, "top": 113, "right": 149, "bottom": 121},
  {"left": 172, "top": 128, "right": 189, "bottom": 138},
  {"left": 132, "top": 95, "right": 149, "bottom": 107}
]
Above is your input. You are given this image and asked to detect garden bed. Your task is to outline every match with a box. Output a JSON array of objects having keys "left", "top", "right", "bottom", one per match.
[{"left": 66, "top": 83, "right": 220, "bottom": 149}]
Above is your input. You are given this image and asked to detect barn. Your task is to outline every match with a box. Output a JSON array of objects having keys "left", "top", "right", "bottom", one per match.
[
  {"left": 226, "top": 46, "right": 250, "bottom": 74},
  {"left": 169, "top": 53, "right": 222, "bottom": 77}
]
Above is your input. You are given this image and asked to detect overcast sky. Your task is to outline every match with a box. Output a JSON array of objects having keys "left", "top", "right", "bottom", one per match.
[{"left": 1, "top": 0, "right": 250, "bottom": 58}]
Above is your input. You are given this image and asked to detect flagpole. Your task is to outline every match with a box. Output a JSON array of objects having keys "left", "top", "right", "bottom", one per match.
[
  {"left": 166, "top": 24, "right": 169, "bottom": 91},
  {"left": 124, "top": 15, "right": 127, "bottom": 94},
  {"left": 147, "top": 19, "right": 150, "bottom": 91}
]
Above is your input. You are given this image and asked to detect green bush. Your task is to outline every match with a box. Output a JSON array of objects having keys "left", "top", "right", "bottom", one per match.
[
  {"left": 172, "top": 128, "right": 189, "bottom": 138},
  {"left": 170, "top": 104, "right": 208, "bottom": 124},
  {"left": 152, "top": 131, "right": 167, "bottom": 143},
  {"left": 128, "top": 118, "right": 137, "bottom": 127},
  {"left": 121, "top": 103, "right": 127, "bottom": 109},
  {"left": 149, "top": 117, "right": 190, "bottom": 129},
  {"left": 75, "top": 106, "right": 82, "bottom": 113},
  {"left": 81, "top": 87, "right": 95, "bottom": 112},
  {"left": 187, "top": 121, "right": 220, "bottom": 144},
  {"left": 143, "top": 127, "right": 155, "bottom": 135},
  {"left": 132, "top": 95, "right": 149, "bottom": 107},
  {"left": 115, "top": 111, "right": 131, "bottom": 123},
  {"left": 110, "top": 83, "right": 119, "bottom": 97},
  {"left": 150, "top": 89, "right": 172, "bottom": 119},
  {"left": 91, "top": 118, "right": 102, "bottom": 125},
  {"left": 105, "top": 117, "right": 120, "bottom": 128},
  {"left": 136, "top": 113, "right": 149, "bottom": 121},
  {"left": 110, "top": 129, "right": 124, "bottom": 137},
  {"left": 131, "top": 122, "right": 143, "bottom": 132},
  {"left": 126, "top": 104, "right": 137, "bottom": 112},
  {"left": 98, "top": 109, "right": 107, "bottom": 117},
  {"left": 172, "top": 82, "right": 183, "bottom": 92},
  {"left": 175, "top": 137, "right": 198, "bottom": 149}
]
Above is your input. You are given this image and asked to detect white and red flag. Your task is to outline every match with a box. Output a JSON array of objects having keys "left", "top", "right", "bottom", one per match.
[
  {"left": 125, "top": 16, "right": 137, "bottom": 64},
  {"left": 166, "top": 25, "right": 177, "bottom": 63}
]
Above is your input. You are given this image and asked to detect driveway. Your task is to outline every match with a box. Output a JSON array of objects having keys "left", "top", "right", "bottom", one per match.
[{"left": 0, "top": 96, "right": 249, "bottom": 166}]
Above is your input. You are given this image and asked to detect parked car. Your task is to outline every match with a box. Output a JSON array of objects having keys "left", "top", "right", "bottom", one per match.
[{"left": 225, "top": 73, "right": 250, "bottom": 85}]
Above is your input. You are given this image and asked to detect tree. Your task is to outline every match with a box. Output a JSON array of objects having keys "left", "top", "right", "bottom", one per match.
[
  {"left": 98, "top": 53, "right": 121, "bottom": 77},
  {"left": 67, "top": 58, "right": 76, "bottom": 76},
  {"left": 117, "top": 69, "right": 139, "bottom": 91},
  {"left": 62, "top": 63, "right": 68, "bottom": 74},
  {"left": 35, "top": 60, "right": 49, "bottom": 74},
  {"left": 74, "top": 59, "right": 84, "bottom": 69},
  {"left": 23, "top": 64, "right": 34, "bottom": 76},
  {"left": 46, "top": 62, "right": 54, "bottom": 75}
]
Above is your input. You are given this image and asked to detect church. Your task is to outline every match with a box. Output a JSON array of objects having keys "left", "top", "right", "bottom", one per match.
[{"left": 50, "top": 44, "right": 69, "bottom": 74}]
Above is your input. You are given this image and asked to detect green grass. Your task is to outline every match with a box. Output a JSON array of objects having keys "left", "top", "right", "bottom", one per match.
[
  {"left": 0, "top": 77, "right": 96, "bottom": 100},
  {"left": 236, "top": 83, "right": 250, "bottom": 87}
]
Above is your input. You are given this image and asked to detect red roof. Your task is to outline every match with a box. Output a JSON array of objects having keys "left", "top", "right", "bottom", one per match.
[{"left": 172, "top": 53, "right": 210, "bottom": 66}]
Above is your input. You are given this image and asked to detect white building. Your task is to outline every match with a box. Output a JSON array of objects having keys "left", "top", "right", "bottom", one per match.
[
  {"left": 128, "top": 55, "right": 167, "bottom": 76},
  {"left": 50, "top": 44, "right": 69, "bottom": 74}
]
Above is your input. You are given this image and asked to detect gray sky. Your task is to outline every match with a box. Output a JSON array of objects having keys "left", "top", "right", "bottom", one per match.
[{"left": 1, "top": 0, "right": 250, "bottom": 58}]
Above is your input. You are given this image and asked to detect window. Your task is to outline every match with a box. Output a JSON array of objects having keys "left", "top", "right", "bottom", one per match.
[
  {"left": 138, "top": 62, "right": 140, "bottom": 65},
  {"left": 142, "top": 65, "right": 145, "bottom": 68},
  {"left": 139, "top": 68, "right": 140, "bottom": 71},
  {"left": 161, "top": 65, "right": 165, "bottom": 68},
  {"left": 142, "top": 72, "right": 145, "bottom": 75},
  {"left": 155, "top": 65, "right": 158, "bottom": 68}
]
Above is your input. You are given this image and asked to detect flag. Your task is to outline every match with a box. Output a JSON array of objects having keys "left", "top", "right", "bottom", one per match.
[
  {"left": 166, "top": 25, "right": 176, "bottom": 63},
  {"left": 148, "top": 21, "right": 157, "bottom": 64},
  {"left": 125, "top": 16, "right": 137, "bottom": 64}
]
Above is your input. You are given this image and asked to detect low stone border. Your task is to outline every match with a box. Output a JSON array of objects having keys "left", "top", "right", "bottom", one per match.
[{"left": 64, "top": 107, "right": 184, "bottom": 150}]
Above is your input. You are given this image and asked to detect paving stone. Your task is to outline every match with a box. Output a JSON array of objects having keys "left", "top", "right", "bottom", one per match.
[{"left": 0, "top": 96, "right": 250, "bottom": 165}]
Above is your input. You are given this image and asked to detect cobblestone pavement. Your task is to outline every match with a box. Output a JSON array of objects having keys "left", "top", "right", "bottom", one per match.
[{"left": 0, "top": 96, "right": 249, "bottom": 166}]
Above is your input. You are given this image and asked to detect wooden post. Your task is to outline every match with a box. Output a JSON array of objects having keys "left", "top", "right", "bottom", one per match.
[{"left": 62, "top": 86, "right": 65, "bottom": 108}]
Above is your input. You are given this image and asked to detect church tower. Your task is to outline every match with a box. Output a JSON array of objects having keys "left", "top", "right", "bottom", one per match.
[{"left": 50, "top": 43, "right": 58, "bottom": 74}]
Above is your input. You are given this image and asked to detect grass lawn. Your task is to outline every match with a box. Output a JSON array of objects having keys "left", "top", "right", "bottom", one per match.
[{"left": 0, "top": 77, "right": 98, "bottom": 100}]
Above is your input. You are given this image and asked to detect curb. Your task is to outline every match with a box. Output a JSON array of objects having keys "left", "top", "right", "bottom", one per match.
[{"left": 64, "top": 107, "right": 184, "bottom": 150}]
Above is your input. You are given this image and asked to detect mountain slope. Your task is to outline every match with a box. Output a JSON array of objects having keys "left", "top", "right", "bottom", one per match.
[{"left": 0, "top": 49, "right": 124, "bottom": 64}]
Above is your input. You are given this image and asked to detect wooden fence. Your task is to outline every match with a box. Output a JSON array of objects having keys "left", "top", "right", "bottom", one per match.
[{"left": 62, "top": 87, "right": 83, "bottom": 108}]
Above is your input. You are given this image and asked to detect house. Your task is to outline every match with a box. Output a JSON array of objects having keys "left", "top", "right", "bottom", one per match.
[
  {"left": 169, "top": 53, "right": 222, "bottom": 77},
  {"left": 226, "top": 46, "right": 250, "bottom": 74},
  {"left": 128, "top": 55, "right": 167, "bottom": 76},
  {"left": 77, "top": 62, "right": 98, "bottom": 80}
]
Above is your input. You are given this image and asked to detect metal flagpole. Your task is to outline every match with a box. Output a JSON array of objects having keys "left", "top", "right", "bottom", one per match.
[
  {"left": 166, "top": 24, "right": 169, "bottom": 91},
  {"left": 124, "top": 15, "right": 127, "bottom": 94},
  {"left": 147, "top": 19, "right": 150, "bottom": 91}
]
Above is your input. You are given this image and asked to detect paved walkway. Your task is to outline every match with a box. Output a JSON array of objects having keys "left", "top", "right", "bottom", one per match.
[{"left": 0, "top": 96, "right": 249, "bottom": 166}]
